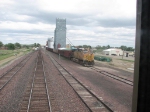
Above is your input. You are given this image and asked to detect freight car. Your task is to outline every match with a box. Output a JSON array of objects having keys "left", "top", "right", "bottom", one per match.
[{"left": 46, "top": 47, "right": 94, "bottom": 66}]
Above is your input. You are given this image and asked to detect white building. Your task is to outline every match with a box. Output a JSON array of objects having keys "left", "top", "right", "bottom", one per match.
[
  {"left": 103, "top": 48, "right": 123, "bottom": 56},
  {"left": 47, "top": 37, "right": 54, "bottom": 48}
]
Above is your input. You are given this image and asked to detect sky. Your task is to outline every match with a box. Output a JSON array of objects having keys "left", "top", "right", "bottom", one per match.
[{"left": 0, "top": 0, "right": 136, "bottom": 47}]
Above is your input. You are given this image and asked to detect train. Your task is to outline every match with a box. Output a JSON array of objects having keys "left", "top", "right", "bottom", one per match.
[{"left": 46, "top": 47, "right": 94, "bottom": 66}]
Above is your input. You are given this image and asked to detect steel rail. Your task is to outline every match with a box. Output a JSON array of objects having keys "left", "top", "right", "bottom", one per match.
[
  {"left": 27, "top": 52, "right": 52, "bottom": 112},
  {"left": 0, "top": 55, "right": 32, "bottom": 90},
  {"left": 90, "top": 67, "right": 133, "bottom": 86},
  {"left": 42, "top": 60, "right": 52, "bottom": 112},
  {"left": 0, "top": 51, "right": 33, "bottom": 79},
  {"left": 27, "top": 55, "right": 38, "bottom": 112},
  {"left": 0, "top": 66, "right": 15, "bottom": 79},
  {"left": 0, "top": 54, "right": 29, "bottom": 79},
  {"left": 47, "top": 52, "right": 114, "bottom": 112}
]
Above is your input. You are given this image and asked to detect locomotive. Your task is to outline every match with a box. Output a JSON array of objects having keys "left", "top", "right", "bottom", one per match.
[{"left": 46, "top": 47, "right": 94, "bottom": 66}]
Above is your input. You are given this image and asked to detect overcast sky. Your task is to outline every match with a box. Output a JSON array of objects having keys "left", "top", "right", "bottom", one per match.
[{"left": 0, "top": 0, "right": 136, "bottom": 47}]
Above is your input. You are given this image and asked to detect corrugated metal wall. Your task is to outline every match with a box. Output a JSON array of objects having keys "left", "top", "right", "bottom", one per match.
[{"left": 54, "top": 18, "right": 66, "bottom": 49}]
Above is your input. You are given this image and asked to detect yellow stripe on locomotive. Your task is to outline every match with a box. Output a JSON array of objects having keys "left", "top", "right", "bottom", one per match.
[{"left": 73, "top": 48, "right": 94, "bottom": 66}]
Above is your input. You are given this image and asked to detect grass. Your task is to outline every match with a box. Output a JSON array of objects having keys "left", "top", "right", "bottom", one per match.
[
  {"left": 23, "top": 49, "right": 31, "bottom": 54},
  {"left": 0, "top": 53, "right": 14, "bottom": 61},
  {"left": 0, "top": 60, "right": 12, "bottom": 67},
  {"left": 118, "top": 59, "right": 134, "bottom": 62},
  {"left": 0, "top": 48, "right": 32, "bottom": 61},
  {"left": 108, "top": 62, "right": 114, "bottom": 66}
]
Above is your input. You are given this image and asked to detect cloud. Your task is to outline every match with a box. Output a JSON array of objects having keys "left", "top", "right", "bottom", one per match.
[
  {"left": 95, "top": 18, "right": 135, "bottom": 27},
  {"left": 0, "top": 21, "right": 55, "bottom": 32},
  {"left": 0, "top": 0, "right": 136, "bottom": 47}
]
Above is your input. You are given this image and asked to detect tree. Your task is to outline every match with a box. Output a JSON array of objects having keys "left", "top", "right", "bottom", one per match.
[
  {"left": 107, "top": 45, "right": 110, "bottom": 49},
  {"left": 15, "top": 42, "right": 21, "bottom": 49},
  {"left": 82, "top": 45, "right": 91, "bottom": 48},
  {"left": 22, "top": 45, "right": 26, "bottom": 48},
  {"left": 0, "top": 41, "right": 3, "bottom": 48},
  {"left": 120, "top": 45, "right": 127, "bottom": 51},
  {"left": 33, "top": 43, "right": 40, "bottom": 47},
  {"left": 22, "top": 45, "right": 29, "bottom": 49},
  {"left": 4, "top": 44, "right": 8, "bottom": 48},
  {"left": 87, "top": 45, "right": 91, "bottom": 49},
  {"left": 36, "top": 43, "right": 40, "bottom": 47},
  {"left": 34, "top": 43, "right": 37, "bottom": 47},
  {"left": 83, "top": 45, "right": 88, "bottom": 48},
  {"left": 78, "top": 45, "right": 83, "bottom": 48},
  {"left": 102, "top": 46, "right": 107, "bottom": 49},
  {"left": 6, "top": 43, "right": 15, "bottom": 50},
  {"left": 26, "top": 46, "right": 29, "bottom": 49},
  {"left": 96, "top": 45, "right": 101, "bottom": 49},
  {"left": 126, "top": 47, "right": 134, "bottom": 51}
]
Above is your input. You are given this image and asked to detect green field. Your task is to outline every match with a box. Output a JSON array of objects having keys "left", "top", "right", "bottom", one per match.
[
  {"left": 0, "top": 49, "right": 31, "bottom": 61},
  {"left": 117, "top": 59, "right": 134, "bottom": 62}
]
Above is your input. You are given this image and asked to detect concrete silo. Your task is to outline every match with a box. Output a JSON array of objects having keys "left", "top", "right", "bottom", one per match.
[
  {"left": 54, "top": 18, "right": 66, "bottom": 49},
  {"left": 47, "top": 37, "right": 54, "bottom": 48}
]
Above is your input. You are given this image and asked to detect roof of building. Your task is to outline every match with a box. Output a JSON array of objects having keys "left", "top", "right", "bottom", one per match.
[{"left": 103, "top": 48, "right": 122, "bottom": 52}]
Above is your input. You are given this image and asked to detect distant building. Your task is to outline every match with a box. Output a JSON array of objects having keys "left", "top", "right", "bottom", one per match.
[
  {"left": 54, "top": 18, "right": 66, "bottom": 49},
  {"left": 47, "top": 37, "right": 54, "bottom": 48},
  {"left": 103, "top": 48, "right": 123, "bottom": 56},
  {"left": 66, "top": 44, "right": 71, "bottom": 49},
  {"left": 124, "top": 51, "right": 134, "bottom": 57}
]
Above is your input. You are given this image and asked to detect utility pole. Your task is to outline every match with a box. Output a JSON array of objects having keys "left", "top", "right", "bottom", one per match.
[{"left": 122, "top": 50, "right": 124, "bottom": 59}]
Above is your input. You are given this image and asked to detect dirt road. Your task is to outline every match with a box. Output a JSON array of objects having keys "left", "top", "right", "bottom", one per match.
[{"left": 94, "top": 53, "right": 134, "bottom": 73}]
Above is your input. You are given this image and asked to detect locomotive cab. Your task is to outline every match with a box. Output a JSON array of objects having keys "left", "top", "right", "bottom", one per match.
[{"left": 73, "top": 48, "right": 94, "bottom": 66}]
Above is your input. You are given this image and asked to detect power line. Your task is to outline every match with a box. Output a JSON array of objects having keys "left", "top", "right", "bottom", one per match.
[{"left": 66, "top": 37, "right": 74, "bottom": 46}]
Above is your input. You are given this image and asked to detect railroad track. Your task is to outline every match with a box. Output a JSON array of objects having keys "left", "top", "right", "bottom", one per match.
[
  {"left": 90, "top": 67, "right": 133, "bottom": 86},
  {"left": 47, "top": 52, "right": 113, "bottom": 112},
  {"left": 19, "top": 51, "right": 52, "bottom": 112},
  {"left": 0, "top": 53, "right": 32, "bottom": 90}
]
